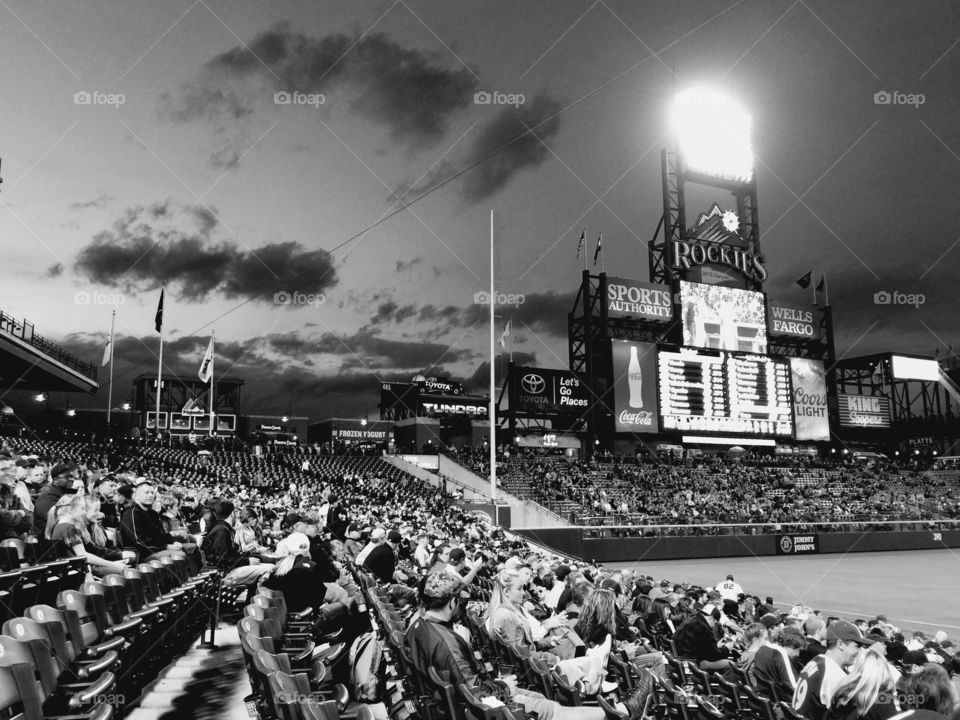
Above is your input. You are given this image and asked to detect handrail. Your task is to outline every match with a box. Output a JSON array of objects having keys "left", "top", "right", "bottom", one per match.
[
  {"left": 565, "top": 518, "right": 958, "bottom": 530},
  {"left": 438, "top": 470, "right": 569, "bottom": 523},
  {"left": 0, "top": 310, "right": 98, "bottom": 381}
]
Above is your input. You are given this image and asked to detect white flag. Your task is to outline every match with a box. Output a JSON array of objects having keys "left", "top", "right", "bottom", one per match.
[
  {"left": 198, "top": 336, "right": 214, "bottom": 382},
  {"left": 101, "top": 335, "right": 112, "bottom": 366},
  {"left": 498, "top": 319, "right": 512, "bottom": 349}
]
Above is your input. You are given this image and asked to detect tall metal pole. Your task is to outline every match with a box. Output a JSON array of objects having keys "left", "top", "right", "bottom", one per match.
[
  {"left": 156, "top": 286, "right": 164, "bottom": 435},
  {"left": 209, "top": 332, "right": 215, "bottom": 437},
  {"left": 106, "top": 308, "right": 115, "bottom": 426},
  {"left": 489, "top": 210, "right": 497, "bottom": 502}
]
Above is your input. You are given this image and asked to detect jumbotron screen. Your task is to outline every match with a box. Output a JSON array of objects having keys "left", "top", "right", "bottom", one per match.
[
  {"left": 680, "top": 281, "right": 767, "bottom": 354},
  {"left": 658, "top": 347, "right": 794, "bottom": 436}
]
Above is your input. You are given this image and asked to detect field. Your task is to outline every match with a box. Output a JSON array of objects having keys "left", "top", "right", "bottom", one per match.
[{"left": 608, "top": 548, "right": 960, "bottom": 634}]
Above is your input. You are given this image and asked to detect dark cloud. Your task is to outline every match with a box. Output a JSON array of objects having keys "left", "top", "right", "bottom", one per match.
[
  {"left": 46, "top": 263, "right": 63, "bottom": 278},
  {"left": 460, "top": 290, "right": 574, "bottom": 338},
  {"left": 395, "top": 256, "right": 422, "bottom": 273},
  {"left": 164, "top": 22, "right": 478, "bottom": 149},
  {"left": 369, "top": 301, "right": 417, "bottom": 326},
  {"left": 70, "top": 193, "right": 114, "bottom": 210},
  {"left": 406, "top": 94, "right": 564, "bottom": 203},
  {"left": 71, "top": 201, "right": 337, "bottom": 302},
  {"left": 463, "top": 351, "right": 537, "bottom": 394}
]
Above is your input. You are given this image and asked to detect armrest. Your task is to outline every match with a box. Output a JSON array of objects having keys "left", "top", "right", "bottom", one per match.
[
  {"left": 291, "top": 607, "right": 314, "bottom": 621},
  {"left": 46, "top": 709, "right": 113, "bottom": 720},
  {"left": 312, "top": 642, "right": 346, "bottom": 665},
  {"left": 84, "top": 635, "right": 126, "bottom": 656},
  {"left": 66, "top": 671, "right": 116, "bottom": 709},
  {"left": 291, "top": 642, "right": 317, "bottom": 664},
  {"left": 104, "top": 616, "right": 143, "bottom": 638},
  {"left": 75, "top": 650, "right": 120, "bottom": 678}
]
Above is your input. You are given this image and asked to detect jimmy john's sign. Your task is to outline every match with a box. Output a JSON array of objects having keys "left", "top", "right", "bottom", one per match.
[
  {"left": 671, "top": 240, "right": 767, "bottom": 283},
  {"left": 605, "top": 278, "right": 673, "bottom": 321}
]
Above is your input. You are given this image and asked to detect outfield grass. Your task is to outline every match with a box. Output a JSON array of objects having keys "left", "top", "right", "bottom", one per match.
[{"left": 608, "top": 548, "right": 960, "bottom": 634}]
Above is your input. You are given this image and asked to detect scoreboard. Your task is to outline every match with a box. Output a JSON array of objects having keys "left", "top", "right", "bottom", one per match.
[{"left": 658, "top": 347, "right": 794, "bottom": 436}]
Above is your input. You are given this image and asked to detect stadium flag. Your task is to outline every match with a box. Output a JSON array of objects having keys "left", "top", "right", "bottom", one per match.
[
  {"left": 101, "top": 334, "right": 112, "bottom": 367},
  {"left": 796, "top": 271, "right": 812, "bottom": 289},
  {"left": 593, "top": 231, "right": 603, "bottom": 268},
  {"left": 498, "top": 319, "right": 512, "bottom": 349},
  {"left": 575, "top": 229, "right": 585, "bottom": 259},
  {"left": 199, "top": 336, "right": 214, "bottom": 382},
  {"left": 154, "top": 287, "right": 164, "bottom": 332}
]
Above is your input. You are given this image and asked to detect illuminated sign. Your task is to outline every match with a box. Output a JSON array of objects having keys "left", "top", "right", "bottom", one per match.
[
  {"left": 768, "top": 303, "right": 820, "bottom": 340},
  {"left": 680, "top": 281, "right": 767, "bottom": 354},
  {"left": 611, "top": 341, "right": 660, "bottom": 433},
  {"left": 511, "top": 367, "right": 590, "bottom": 414},
  {"left": 890, "top": 356, "right": 940, "bottom": 382},
  {"left": 658, "top": 347, "right": 793, "bottom": 436},
  {"left": 604, "top": 278, "right": 673, "bottom": 321},
  {"left": 671, "top": 241, "right": 767, "bottom": 282},
  {"left": 838, "top": 394, "right": 891, "bottom": 428},
  {"left": 420, "top": 400, "right": 488, "bottom": 417},
  {"left": 789, "top": 358, "right": 830, "bottom": 441}
]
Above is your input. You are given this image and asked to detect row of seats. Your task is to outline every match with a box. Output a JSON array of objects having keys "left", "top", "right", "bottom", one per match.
[{"left": 0, "top": 551, "right": 219, "bottom": 719}]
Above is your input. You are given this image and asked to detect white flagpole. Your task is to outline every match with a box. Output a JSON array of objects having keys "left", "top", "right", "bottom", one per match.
[
  {"left": 824, "top": 273, "right": 829, "bottom": 307},
  {"left": 106, "top": 308, "right": 115, "bottom": 427},
  {"left": 489, "top": 209, "right": 497, "bottom": 502},
  {"left": 209, "top": 332, "right": 215, "bottom": 437},
  {"left": 156, "top": 286, "right": 164, "bottom": 435}
]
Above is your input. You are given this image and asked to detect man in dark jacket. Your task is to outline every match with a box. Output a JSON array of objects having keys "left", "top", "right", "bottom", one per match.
[
  {"left": 33, "top": 462, "right": 80, "bottom": 534},
  {"left": 201, "top": 501, "right": 274, "bottom": 587},
  {"left": 119, "top": 481, "right": 195, "bottom": 560},
  {"left": 674, "top": 607, "right": 736, "bottom": 676}
]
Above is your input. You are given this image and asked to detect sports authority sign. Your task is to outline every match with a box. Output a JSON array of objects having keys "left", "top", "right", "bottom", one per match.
[
  {"left": 838, "top": 394, "right": 891, "bottom": 428},
  {"left": 611, "top": 340, "right": 660, "bottom": 433},
  {"left": 775, "top": 534, "right": 819, "bottom": 555},
  {"left": 604, "top": 278, "right": 673, "bottom": 321},
  {"left": 768, "top": 303, "right": 820, "bottom": 340},
  {"left": 510, "top": 366, "right": 590, "bottom": 414}
]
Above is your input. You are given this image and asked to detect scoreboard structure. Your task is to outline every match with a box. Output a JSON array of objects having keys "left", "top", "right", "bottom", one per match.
[{"left": 657, "top": 348, "right": 793, "bottom": 436}]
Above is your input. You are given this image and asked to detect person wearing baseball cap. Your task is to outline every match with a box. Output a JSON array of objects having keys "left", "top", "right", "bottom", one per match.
[
  {"left": 793, "top": 620, "right": 872, "bottom": 720},
  {"left": 363, "top": 527, "right": 416, "bottom": 605}
]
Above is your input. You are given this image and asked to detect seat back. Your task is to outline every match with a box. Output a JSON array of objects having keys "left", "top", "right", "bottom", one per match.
[
  {"left": 21, "top": 605, "right": 79, "bottom": 668},
  {"left": 57, "top": 589, "right": 108, "bottom": 650},
  {"left": 426, "top": 666, "right": 463, "bottom": 720}
]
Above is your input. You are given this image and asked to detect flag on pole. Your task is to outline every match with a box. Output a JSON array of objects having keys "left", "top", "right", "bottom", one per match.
[
  {"left": 498, "top": 319, "right": 512, "bottom": 349},
  {"left": 796, "top": 271, "right": 812, "bottom": 289},
  {"left": 154, "top": 288, "right": 164, "bottom": 332},
  {"left": 198, "top": 336, "right": 214, "bottom": 382},
  {"left": 575, "top": 229, "right": 585, "bottom": 259},
  {"left": 593, "top": 231, "right": 603, "bottom": 266},
  {"left": 815, "top": 276, "right": 825, "bottom": 292},
  {"left": 101, "top": 335, "right": 112, "bottom": 366}
]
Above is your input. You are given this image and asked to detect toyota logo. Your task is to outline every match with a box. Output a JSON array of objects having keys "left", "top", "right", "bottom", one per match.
[{"left": 521, "top": 374, "right": 546, "bottom": 394}]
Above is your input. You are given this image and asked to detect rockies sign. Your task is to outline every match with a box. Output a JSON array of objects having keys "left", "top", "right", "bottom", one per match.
[{"left": 510, "top": 366, "right": 590, "bottom": 415}]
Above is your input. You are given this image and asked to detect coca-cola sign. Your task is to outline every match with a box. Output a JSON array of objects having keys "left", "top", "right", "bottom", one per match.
[{"left": 610, "top": 340, "right": 660, "bottom": 434}]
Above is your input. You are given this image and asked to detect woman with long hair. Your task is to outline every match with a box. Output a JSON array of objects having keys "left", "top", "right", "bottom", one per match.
[
  {"left": 737, "top": 623, "right": 768, "bottom": 677},
  {"left": 825, "top": 646, "right": 899, "bottom": 719},
  {"left": 262, "top": 531, "right": 324, "bottom": 612},
  {"left": 485, "top": 568, "right": 612, "bottom": 695},
  {"left": 645, "top": 596, "right": 675, "bottom": 639},
  {"left": 234, "top": 507, "right": 268, "bottom": 555},
  {"left": 576, "top": 588, "right": 665, "bottom": 669},
  {"left": 46, "top": 496, "right": 128, "bottom": 575}
]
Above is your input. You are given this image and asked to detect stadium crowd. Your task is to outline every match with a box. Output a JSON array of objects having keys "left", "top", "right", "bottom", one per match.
[{"left": 0, "top": 435, "right": 958, "bottom": 720}]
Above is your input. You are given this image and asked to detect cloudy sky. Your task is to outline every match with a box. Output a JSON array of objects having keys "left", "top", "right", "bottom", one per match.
[{"left": 2, "top": 1, "right": 959, "bottom": 419}]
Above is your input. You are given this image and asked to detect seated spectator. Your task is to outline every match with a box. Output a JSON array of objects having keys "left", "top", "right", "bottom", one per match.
[
  {"left": 120, "top": 481, "right": 192, "bottom": 560},
  {"left": 262, "top": 531, "right": 326, "bottom": 613},
  {"left": 673, "top": 606, "right": 736, "bottom": 677},
  {"left": 485, "top": 567, "right": 610, "bottom": 695},
  {"left": 739, "top": 622, "right": 769, "bottom": 678},
  {"left": 201, "top": 500, "right": 274, "bottom": 589},
  {"left": 795, "top": 620, "right": 872, "bottom": 720},
  {"left": 405, "top": 572, "right": 605, "bottom": 720},
  {"left": 160, "top": 493, "right": 191, "bottom": 541},
  {"left": 825, "top": 646, "right": 898, "bottom": 720},
  {"left": 234, "top": 507, "right": 268, "bottom": 555},
  {"left": 899, "top": 664, "right": 959, "bottom": 718},
  {"left": 34, "top": 462, "right": 81, "bottom": 534},
  {"left": 46, "top": 496, "right": 128, "bottom": 575},
  {"left": 445, "top": 547, "right": 483, "bottom": 588},
  {"left": 574, "top": 587, "right": 663, "bottom": 670},
  {"left": 753, "top": 625, "right": 806, "bottom": 701}
]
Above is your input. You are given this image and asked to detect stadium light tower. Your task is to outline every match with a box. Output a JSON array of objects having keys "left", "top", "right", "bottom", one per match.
[{"left": 671, "top": 87, "right": 754, "bottom": 184}]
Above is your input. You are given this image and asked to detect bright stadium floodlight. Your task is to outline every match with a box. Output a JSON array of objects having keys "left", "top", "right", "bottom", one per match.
[{"left": 672, "top": 87, "right": 753, "bottom": 184}]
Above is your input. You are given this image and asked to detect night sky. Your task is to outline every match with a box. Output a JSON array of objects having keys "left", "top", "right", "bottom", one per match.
[{"left": 2, "top": 1, "right": 959, "bottom": 420}]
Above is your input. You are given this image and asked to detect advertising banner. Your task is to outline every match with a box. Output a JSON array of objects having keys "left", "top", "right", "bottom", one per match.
[
  {"left": 604, "top": 277, "right": 673, "bottom": 321},
  {"left": 611, "top": 340, "right": 659, "bottom": 433},
  {"left": 789, "top": 358, "right": 830, "bottom": 441},
  {"left": 419, "top": 396, "right": 488, "bottom": 418},
  {"left": 838, "top": 394, "right": 891, "bottom": 428},
  {"left": 775, "top": 534, "right": 820, "bottom": 555},
  {"left": 768, "top": 303, "right": 820, "bottom": 340},
  {"left": 511, "top": 366, "right": 590, "bottom": 415}
]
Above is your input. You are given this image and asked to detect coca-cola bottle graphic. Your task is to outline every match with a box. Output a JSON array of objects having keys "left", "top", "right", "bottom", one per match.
[{"left": 628, "top": 345, "right": 643, "bottom": 408}]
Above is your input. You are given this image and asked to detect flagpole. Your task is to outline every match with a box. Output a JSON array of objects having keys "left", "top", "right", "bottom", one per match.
[
  {"left": 106, "top": 308, "right": 115, "bottom": 428},
  {"left": 824, "top": 273, "right": 829, "bottom": 307},
  {"left": 156, "top": 284, "right": 164, "bottom": 436},
  {"left": 209, "top": 332, "right": 215, "bottom": 437},
  {"left": 489, "top": 209, "right": 497, "bottom": 502},
  {"left": 811, "top": 274, "right": 816, "bottom": 306}
]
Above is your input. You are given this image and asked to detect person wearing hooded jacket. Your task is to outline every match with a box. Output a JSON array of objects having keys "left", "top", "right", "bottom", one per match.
[{"left": 201, "top": 500, "right": 274, "bottom": 588}]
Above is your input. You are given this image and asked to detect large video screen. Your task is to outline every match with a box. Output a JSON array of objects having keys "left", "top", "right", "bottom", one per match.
[
  {"left": 680, "top": 281, "right": 767, "bottom": 353},
  {"left": 658, "top": 347, "right": 793, "bottom": 436}
]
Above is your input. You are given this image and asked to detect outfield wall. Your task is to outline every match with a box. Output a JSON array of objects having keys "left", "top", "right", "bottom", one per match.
[{"left": 512, "top": 526, "right": 960, "bottom": 562}]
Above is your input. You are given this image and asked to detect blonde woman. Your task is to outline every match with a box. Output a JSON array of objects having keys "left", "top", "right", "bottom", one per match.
[
  {"left": 262, "top": 531, "right": 324, "bottom": 613},
  {"left": 825, "top": 646, "right": 899, "bottom": 719},
  {"left": 485, "top": 567, "right": 613, "bottom": 695},
  {"left": 47, "top": 496, "right": 128, "bottom": 575}
]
